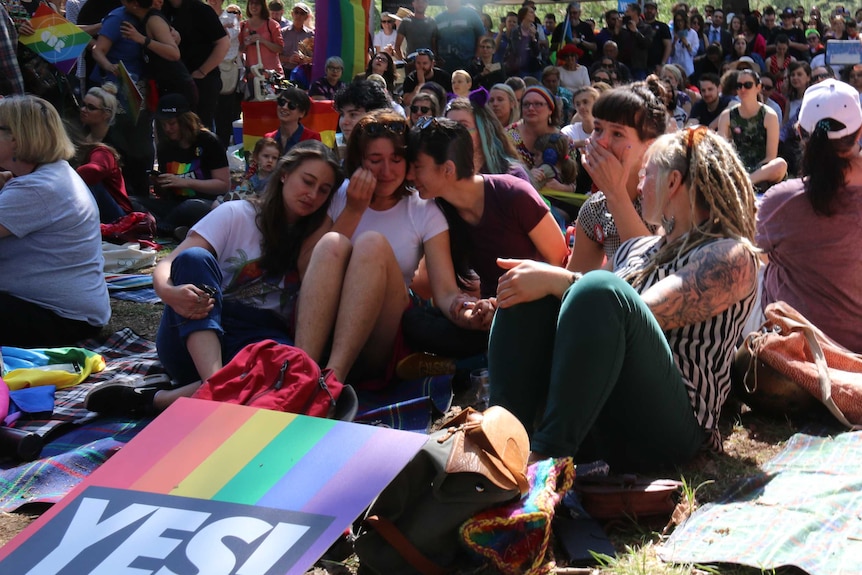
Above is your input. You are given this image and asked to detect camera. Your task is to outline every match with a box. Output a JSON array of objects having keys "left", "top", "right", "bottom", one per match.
[{"left": 622, "top": 15, "right": 632, "bottom": 25}]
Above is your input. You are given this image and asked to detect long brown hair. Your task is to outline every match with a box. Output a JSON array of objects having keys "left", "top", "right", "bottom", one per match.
[{"left": 254, "top": 141, "right": 344, "bottom": 274}]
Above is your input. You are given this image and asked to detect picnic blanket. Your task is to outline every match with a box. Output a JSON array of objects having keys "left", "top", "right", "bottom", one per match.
[
  {"left": 0, "top": 329, "right": 453, "bottom": 512},
  {"left": 106, "top": 274, "right": 162, "bottom": 305},
  {"left": 659, "top": 430, "right": 862, "bottom": 575},
  {"left": 0, "top": 329, "right": 162, "bottom": 512}
]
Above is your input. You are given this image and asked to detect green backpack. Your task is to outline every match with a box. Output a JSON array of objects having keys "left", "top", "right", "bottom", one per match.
[{"left": 353, "top": 406, "right": 531, "bottom": 575}]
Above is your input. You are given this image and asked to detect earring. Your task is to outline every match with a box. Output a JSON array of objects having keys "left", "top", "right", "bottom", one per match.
[{"left": 661, "top": 213, "right": 676, "bottom": 235}]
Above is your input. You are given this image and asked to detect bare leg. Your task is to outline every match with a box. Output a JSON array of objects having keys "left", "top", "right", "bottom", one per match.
[
  {"left": 295, "top": 232, "right": 353, "bottom": 362},
  {"left": 750, "top": 158, "right": 788, "bottom": 187},
  {"left": 186, "top": 330, "right": 223, "bottom": 383},
  {"left": 153, "top": 382, "right": 202, "bottom": 411},
  {"left": 326, "top": 232, "right": 409, "bottom": 381}
]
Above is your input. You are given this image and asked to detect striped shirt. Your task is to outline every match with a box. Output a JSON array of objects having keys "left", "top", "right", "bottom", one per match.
[{"left": 613, "top": 235, "right": 756, "bottom": 452}]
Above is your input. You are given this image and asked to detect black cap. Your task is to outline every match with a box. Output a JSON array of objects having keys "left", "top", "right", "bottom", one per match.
[
  {"left": 156, "top": 94, "right": 190, "bottom": 119},
  {"left": 781, "top": 7, "right": 795, "bottom": 17}
]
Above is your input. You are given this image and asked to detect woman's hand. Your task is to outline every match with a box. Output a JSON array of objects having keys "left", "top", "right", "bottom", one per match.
[
  {"left": 345, "top": 167, "right": 376, "bottom": 213},
  {"left": 157, "top": 174, "right": 184, "bottom": 189},
  {"left": 495, "top": 258, "right": 573, "bottom": 308},
  {"left": 120, "top": 21, "right": 146, "bottom": 45},
  {"left": 449, "top": 294, "right": 495, "bottom": 330},
  {"left": 582, "top": 137, "right": 636, "bottom": 205},
  {"left": 165, "top": 284, "right": 215, "bottom": 320}
]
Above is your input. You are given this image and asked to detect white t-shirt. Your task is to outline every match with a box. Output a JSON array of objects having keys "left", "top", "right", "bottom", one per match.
[
  {"left": 373, "top": 29, "right": 398, "bottom": 51},
  {"left": 328, "top": 184, "right": 448, "bottom": 285},
  {"left": 562, "top": 121, "right": 590, "bottom": 143},
  {"left": 558, "top": 66, "right": 590, "bottom": 92},
  {"left": 0, "top": 161, "right": 110, "bottom": 326},
  {"left": 191, "top": 200, "right": 299, "bottom": 322}
]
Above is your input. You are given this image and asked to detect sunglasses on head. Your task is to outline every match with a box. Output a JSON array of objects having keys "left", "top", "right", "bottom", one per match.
[
  {"left": 364, "top": 120, "right": 408, "bottom": 136},
  {"left": 277, "top": 97, "right": 299, "bottom": 109},
  {"left": 736, "top": 80, "right": 756, "bottom": 89},
  {"left": 411, "top": 105, "right": 431, "bottom": 114}
]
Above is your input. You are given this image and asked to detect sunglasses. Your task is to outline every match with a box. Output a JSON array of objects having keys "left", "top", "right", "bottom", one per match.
[
  {"left": 373, "top": 55, "right": 387, "bottom": 61},
  {"left": 522, "top": 101, "right": 548, "bottom": 109},
  {"left": 364, "top": 120, "right": 408, "bottom": 136},
  {"left": 411, "top": 105, "right": 431, "bottom": 114},
  {"left": 276, "top": 97, "right": 299, "bottom": 109},
  {"left": 382, "top": 20, "right": 395, "bottom": 24},
  {"left": 812, "top": 73, "right": 831, "bottom": 81},
  {"left": 327, "top": 65, "right": 343, "bottom": 71},
  {"left": 81, "top": 102, "right": 105, "bottom": 111},
  {"left": 414, "top": 116, "right": 441, "bottom": 130},
  {"left": 736, "top": 81, "right": 756, "bottom": 90},
  {"left": 761, "top": 83, "right": 774, "bottom": 90}
]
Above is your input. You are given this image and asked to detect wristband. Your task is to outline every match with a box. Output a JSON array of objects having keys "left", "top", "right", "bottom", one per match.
[{"left": 143, "top": 37, "right": 151, "bottom": 49}]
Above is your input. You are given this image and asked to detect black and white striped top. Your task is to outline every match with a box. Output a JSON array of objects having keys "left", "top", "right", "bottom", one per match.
[{"left": 613, "top": 235, "right": 756, "bottom": 452}]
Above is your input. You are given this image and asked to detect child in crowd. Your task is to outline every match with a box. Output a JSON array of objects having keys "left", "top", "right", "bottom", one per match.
[
  {"left": 530, "top": 132, "right": 578, "bottom": 191},
  {"left": 451, "top": 69, "right": 473, "bottom": 98},
  {"left": 214, "top": 137, "right": 282, "bottom": 207},
  {"left": 562, "top": 86, "right": 599, "bottom": 148}
]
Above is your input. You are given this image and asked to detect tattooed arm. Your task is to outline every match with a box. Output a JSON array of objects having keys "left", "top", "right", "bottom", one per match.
[{"left": 640, "top": 239, "right": 757, "bottom": 331}]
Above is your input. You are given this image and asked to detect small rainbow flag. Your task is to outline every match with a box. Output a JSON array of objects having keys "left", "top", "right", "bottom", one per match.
[
  {"left": 0, "top": 398, "right": 427, "bottom": 574},
  {"left": 117, "top": 60, "right": 144, "bottom": 125},
  {"left": 18, "top": 3, "right": 90, "bottom": 75},
  {"left": 312, "top": 0, "right": 370, "bottom": 82}
]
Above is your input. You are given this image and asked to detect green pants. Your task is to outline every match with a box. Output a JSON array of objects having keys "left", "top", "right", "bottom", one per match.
[{"left": 488, "top": 270, "right": 704, "bottom": 471}]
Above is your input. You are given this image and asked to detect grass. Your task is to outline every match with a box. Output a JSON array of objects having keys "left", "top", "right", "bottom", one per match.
[{"left": 0, "top": 289, "right": 834, "bottom": 574}]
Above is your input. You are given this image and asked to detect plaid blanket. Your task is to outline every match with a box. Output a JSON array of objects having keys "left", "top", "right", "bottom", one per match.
[
  {"left": 0, "top": 329, "right": 162, "bottom": 512},
  {"left": 658, "top": 430, "right": 862, "bottom": 574}
]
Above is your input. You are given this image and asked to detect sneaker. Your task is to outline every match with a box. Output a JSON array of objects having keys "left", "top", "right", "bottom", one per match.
[
  {"left": 395, "top": 352, "right": 456, "bottom": 381},
  {"left": 84, "top": 382, "right": 159, "bottom": 415}
]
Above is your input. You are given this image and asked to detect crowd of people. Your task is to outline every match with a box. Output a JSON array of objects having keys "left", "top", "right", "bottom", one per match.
[{"left": 2, "top": 0, "right": 862, "bottom": 471}]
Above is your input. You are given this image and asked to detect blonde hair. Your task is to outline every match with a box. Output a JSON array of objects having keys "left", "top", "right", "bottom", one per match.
[
  {"left": 627, "top": 128, "right": 757, "bottom": 288},
  {"left": 86, "top": 82, "right": 120, "bottom": 125},
  {"left": 0, "top": 96, "right": 75, "bottom": 164},
  {"left": 451, "top": 69, "right": 472, "bottom": 85}
]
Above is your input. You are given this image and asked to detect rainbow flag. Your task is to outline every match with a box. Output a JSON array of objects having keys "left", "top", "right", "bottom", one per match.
[
  {"left": 18, "top": 3, "right": 90, "bottom": 75},
  {"left": 312, "top": 0, "right": 370, "bottom": 82},
  {"left": 0, "top": 398, "right": 427, "bottom": 574},
  {"left": 241, "top": 100, "right": 339, "bottom": 151},
  {"left": 116, "top": 60, "right": 144, "bottom": 125}
]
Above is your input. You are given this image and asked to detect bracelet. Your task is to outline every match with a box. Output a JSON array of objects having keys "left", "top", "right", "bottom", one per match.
[{"left": 143, "top": 37, "right": 151, "bottom": 49}]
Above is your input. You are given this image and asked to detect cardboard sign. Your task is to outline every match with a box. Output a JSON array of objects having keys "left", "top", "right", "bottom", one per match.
[{"left": 0, "top": 398, "right": 428, "bottom": 574}]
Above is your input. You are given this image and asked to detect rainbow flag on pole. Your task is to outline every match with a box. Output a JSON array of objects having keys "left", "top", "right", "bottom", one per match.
[
  {"left": 312, "top": 0, "right": 370, "bottom": 82},
  {"left": 0, "top": 398, "right": 427, "bottom": 574},
  {"left": 18, "top": 3, "right": 90, "bottom": 75}
]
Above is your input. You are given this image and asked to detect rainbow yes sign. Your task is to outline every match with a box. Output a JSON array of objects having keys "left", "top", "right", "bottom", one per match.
[
  {"left": 19, "top": 3, "right": 91, "bottom": 75},
  {"left": 0, "top": 398, "right": 427, "bottom": 574}
]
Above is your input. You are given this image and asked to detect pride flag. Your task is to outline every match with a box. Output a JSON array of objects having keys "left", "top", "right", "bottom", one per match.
[
  {"left": 312, "top": 0, "right": 370, "bottom": 82},
  {"left": 241, "top": 100, "right": 340, "bottom": 151},
  {"left": 18, "top": 3, "right": 90, "bottom": 75},
  {"left": 0, "top": 398, "right": 427, "bottom": 574}
]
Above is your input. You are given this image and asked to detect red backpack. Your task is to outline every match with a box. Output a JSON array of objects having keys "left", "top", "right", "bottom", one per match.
[{"left": 192, "top": 340, "right": 345, "bottom": 418}]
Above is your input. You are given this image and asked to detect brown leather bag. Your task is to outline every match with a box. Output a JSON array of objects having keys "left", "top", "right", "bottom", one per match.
[
  {"left": 354, "top": 406, "right": 530, "bottom": 575},
  {"left": 733, "top": 301, "right": 862, "bottom": 428}
]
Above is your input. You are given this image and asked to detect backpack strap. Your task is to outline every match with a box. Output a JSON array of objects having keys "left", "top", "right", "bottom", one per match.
[{"left": 364, "top": 515, "right": 449, "bottom": 575}]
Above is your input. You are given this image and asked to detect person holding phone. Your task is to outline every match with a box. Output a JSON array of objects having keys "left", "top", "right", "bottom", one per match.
[{"left": 668, "top": 9, "right": 698, "bottom": 77}]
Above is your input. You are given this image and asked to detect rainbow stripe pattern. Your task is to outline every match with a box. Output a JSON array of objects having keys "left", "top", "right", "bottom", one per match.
[
  {"left": 0, "top": 398, "right": 427, "bottom": 573},
  {"left": 312, "top": 0, "right": 371, "bottom": 82},
  {"left": 18, "top": 3, "right": 90, "bottom": 75}
]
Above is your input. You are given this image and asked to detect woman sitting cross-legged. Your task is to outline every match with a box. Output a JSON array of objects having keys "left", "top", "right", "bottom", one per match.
[
  {"left": 488, "top": 128, "right": 758, "bottom": 471},
  {"left": 85, "top": 141, "right": 343, "bottom": 414},
  {"left": 717, "top": 69, "right": 787, "bottom": 193},
  {"left": 294, "top": 111, "right": 491, "bottom": 385}
]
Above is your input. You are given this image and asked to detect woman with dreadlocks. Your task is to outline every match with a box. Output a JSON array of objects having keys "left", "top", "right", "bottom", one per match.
[{"left": 488, "top": 127, "right": 758, "bottom": 471}]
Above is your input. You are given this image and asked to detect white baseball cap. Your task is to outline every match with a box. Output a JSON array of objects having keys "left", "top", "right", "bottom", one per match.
[{"left": 798, "top": 79, "right": 862, "bottom": 139}]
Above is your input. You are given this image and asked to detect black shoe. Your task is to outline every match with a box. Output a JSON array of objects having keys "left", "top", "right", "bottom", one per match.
[{"left": 84, "top": 382, "right": 159, "bottom": 415}]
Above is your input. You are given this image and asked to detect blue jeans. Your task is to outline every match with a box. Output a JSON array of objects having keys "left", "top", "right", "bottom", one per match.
[
  {"left": 488, "top": 271, "right": 704, "bottom": 471},
  {"left": 156, "top": 247, "right": 294, "bottom": 384}
]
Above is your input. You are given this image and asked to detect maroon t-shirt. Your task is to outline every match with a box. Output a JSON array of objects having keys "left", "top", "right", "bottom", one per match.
[
  {"left": 757, "top": 178, "right": 862, "bottom": 352},
  {"left": 469, "top": 174, "right": 549, "bottom": 298}
]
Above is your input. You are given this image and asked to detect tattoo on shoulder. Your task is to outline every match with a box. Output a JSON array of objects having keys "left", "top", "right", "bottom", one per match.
[{"left": 649, "top": 241, "right": 755, "bottom": 330}]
